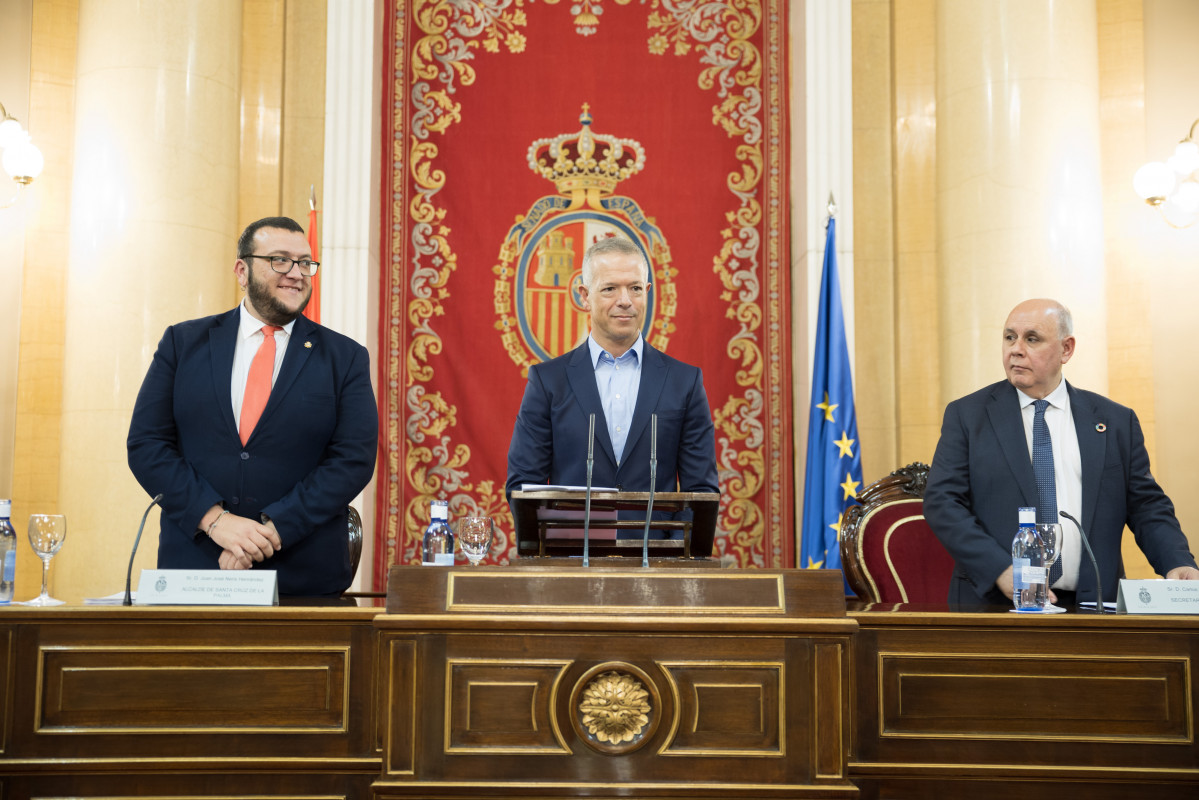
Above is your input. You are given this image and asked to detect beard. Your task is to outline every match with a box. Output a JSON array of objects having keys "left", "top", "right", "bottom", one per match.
[{"left": 246, "top": 266, "right": 311, "bottom": 325}]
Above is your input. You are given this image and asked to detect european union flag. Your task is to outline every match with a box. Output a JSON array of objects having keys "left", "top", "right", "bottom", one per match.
[{"left": 800, "top": 216, "right": 863, "bottom": 578}]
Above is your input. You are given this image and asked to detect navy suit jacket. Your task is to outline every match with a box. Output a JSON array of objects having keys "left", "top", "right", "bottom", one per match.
[
  {"left": 127, "top": 307, "right": 378, "bottom": 596},
  {"left": 505, "top": 340, "right": 719, "bottom": 506},
  {"left": 924, "top": 379, "right": 1195, "bottom": 604}
]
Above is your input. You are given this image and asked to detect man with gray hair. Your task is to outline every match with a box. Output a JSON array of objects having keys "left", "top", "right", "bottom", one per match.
[
  {"left": 925, "top": 298, "right": 1198, "bottom": 606},
  {"left": 505, "top": 236, "right": 719, "bottom": 526}
]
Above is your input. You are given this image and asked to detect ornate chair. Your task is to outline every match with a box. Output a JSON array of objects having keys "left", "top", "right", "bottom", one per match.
[
  {"left": 840, "top": 462, "right": 954, "bottom": 603},
  {"left": 348, "top": 505, "right": 363, "bottom": 577}
]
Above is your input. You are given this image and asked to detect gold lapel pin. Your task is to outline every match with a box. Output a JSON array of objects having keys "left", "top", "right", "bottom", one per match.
[
  {"left": 1095, "top": 423, "right": 1106, "bottom": 432},
  {"left": 304, "top": 341, "right": 312, "bottom": 349}
]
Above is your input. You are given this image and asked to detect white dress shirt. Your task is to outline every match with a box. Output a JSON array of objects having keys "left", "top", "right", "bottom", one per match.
[
  {"left": 230, "top": 300, "right": 294, "bottom": 424},
  {"left": 1016, "top": 379, "right": 1083, "bottom": 590},
  {"left": 588, "top": 333, "right": 643, "bottom": 466}
]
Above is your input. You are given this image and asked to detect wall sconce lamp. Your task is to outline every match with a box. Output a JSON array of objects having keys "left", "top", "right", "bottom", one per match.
[
  {"left": 0, "top": 101, "right": 45, "bottom": 209},
  {"left": 1134, "top": 118, "right": 1199, "bottom": 229}
]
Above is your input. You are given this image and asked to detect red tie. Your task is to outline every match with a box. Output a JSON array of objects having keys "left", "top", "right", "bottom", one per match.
[{"left": 239, "top": 325, "right": 282, "bottom": 444}]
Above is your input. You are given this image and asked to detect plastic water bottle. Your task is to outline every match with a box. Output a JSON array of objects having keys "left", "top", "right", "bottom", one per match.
[
  {"left": 1011, "top": 506, "right": 1047, "bottom": 611},
  {"left": 422, "top": 499, "right": 455, "bottom": 566},
  {"left": 0, "top": 500, "right": 16, "bottom": 604}
]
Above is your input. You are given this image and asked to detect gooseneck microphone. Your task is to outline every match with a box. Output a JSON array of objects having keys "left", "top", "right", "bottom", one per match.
[
  {"left": 124, "top": 493, "right": 163, "bottom": 606},
  {"left": 641, "top": 414, "right": 658, "bottom": 568},
  {"left": 582, "top": 414, "right": 595, "bottom": 568},
  {"left": 1060, "top": 510, "right": 1103, "bottom": 612}
]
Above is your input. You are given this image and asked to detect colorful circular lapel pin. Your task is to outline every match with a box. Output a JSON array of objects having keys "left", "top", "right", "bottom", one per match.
[{"left": 1095, "top": 423, "right": 1106, "bottom": 433}]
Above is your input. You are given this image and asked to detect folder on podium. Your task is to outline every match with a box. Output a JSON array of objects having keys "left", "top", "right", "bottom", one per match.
[{"left": 510, "top": 488, "right": 720, "bottom": 559}]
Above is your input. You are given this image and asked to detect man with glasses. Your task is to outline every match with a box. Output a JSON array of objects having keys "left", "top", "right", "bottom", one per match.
[{"left": 127, "top": 217, "right": 378, "bottom": 596}]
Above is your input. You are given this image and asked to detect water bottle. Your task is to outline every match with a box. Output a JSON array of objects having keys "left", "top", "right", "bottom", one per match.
[
  {"left": 1011, "top": 506, "right": 1047, "bottom": 611},
  {"left": 0, "top": 500, "right": 16, "bottom": 604},
  {"left": 422, "top": 499, "right": 455, "bottom": 566}
]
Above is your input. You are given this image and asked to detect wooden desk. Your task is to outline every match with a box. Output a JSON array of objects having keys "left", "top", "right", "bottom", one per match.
[
  {"left": 0, "top": 604, "right": 382, "bottom": 799},
  {"left": 848, "top": 603, "right": 1199, "bottom": 799},
  {"left": 375, "top": 565, "right": 859, "bottom": 800},
  {"left": 1, "top": 586, "right": 1195, "bottom": 800}
]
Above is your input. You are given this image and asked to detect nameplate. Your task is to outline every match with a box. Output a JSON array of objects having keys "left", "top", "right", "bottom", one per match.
[
  {"left": 1115, "top": 579, "right": 1199, "bottom": 614},
  {"left": 135, "top": 569, "right": 279, "bottom": 606}
]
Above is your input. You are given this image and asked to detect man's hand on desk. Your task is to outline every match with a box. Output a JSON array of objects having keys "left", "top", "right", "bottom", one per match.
[
  {"left": 996, "top": 564, "right": 1061, "bottom": 603},
  {"left": 1166, "top": 566, "right": 1199, "bottom": 581}
]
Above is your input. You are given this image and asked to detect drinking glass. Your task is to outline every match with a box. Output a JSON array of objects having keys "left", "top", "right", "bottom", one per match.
[
  {"left": 1036, "top": 523, "right": 1062, "bottom": 612},
  {"left": 456, "top": 517, "right": 494, "bottom": 566},
  {"left": 27, "top": 514, "right": 67, "bottom": 606}
]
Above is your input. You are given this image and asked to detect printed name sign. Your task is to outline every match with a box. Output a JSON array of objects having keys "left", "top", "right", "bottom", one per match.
[
  {"left": 1115, "top": 579, "right": 1199, "bottom": 614},
  {"left": 135, "top": 569, "right": 279, "bottom": 606}
]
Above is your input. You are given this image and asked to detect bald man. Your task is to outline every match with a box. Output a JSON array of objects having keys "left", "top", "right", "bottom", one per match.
[{"left": 924, "top": 298, "right": 1198, "bottom": 606}]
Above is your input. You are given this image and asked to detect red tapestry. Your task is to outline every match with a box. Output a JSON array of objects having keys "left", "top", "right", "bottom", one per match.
[{"left": 375, "top": 0, "right": 792, "bottom": 588}]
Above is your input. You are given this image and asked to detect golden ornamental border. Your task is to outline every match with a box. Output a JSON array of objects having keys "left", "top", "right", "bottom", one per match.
[{"left": 381, "top": 0, "right": 790, "bottom": 583}]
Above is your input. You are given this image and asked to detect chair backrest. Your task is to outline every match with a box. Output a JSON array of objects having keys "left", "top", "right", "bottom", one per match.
[
  {"left": 348, "top": 505, "right": 363, "bottom": 578},
  {"left": 840, "top": 462, "right": 954, "bottom": 603}
]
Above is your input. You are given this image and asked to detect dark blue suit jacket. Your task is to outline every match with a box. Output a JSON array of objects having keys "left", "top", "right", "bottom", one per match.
[
  {"left": 127, "top": 307, "right": 378, "bottom": 596},
  {"left": 505, "top": 340, "right": 719, "bottom": 505},
  {"left": 925, "top": 380, "right": 1195, "bottom": 604}
]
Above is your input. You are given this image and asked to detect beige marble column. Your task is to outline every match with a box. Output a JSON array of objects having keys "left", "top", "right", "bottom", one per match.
[
  {"left": 55, "top": 0, "right": 241, "bottom": 601},
  {"left": 937, "top": 0, "right": 1106, "bottom": 403}
]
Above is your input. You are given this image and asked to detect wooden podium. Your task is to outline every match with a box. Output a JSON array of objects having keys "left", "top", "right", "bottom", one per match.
[
  {"left": 509, "top": 489, "right": 721, "bottom": 558},
  {"left": 374, "top": 565, "right": 859, "bottom": 799}
]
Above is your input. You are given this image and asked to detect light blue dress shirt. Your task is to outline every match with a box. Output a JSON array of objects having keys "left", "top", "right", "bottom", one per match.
[{"left": 588, "top": 334, "right": 643, "bottom": 465}]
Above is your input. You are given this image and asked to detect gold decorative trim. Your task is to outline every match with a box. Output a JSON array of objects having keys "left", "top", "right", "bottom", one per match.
[
  {"left": 874, "top": 651, "right": 1193, "bottom": 743},
  {"left": 853, "top": 498, "right": 924, "bottom": 602},
  {"left": 655, "top": 659, "right": 786, "bottom": 757},
  {"left": 35, "top": 644, "right": 352, "bottom": 734},
  {"left": 445, "top": 571, "right": 788, "bottom": 615},
  {"left": 814, "top": 642, "right": 844, "bottom": 778},
  {"left": 442, "top": 658, "right": 572, "bottom": 755}
]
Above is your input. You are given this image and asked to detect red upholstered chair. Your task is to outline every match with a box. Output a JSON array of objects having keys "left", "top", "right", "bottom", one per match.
[{"left": 840, "top": 462, "right": 954, "bottom": 603}]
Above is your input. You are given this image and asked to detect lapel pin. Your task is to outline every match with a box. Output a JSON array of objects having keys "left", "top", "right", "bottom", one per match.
[
  {"left": 304, "top": 341, "right": 312, "bottom": 349},
  {"left": 1095, "top": 423, "right": 1106, "bottom": 433}
]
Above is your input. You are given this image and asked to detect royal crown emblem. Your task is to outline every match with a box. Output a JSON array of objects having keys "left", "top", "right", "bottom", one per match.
[
  {"left": 494, "top": 106, "right": 675, "bottom": 375},
  {"left": 528, "top": 104, "right": 646, "bottom": 203}
]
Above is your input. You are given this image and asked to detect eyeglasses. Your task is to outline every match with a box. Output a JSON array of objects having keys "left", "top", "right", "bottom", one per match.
[{"left": 243, "top": 254, "right": 320, "bottom": 276}]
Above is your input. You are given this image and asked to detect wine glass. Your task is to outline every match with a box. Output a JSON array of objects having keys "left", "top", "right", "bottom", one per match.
[
  {"left": 1036, "top": 523, "right": 1062, "bottom": 612},
  {"left": 27, "top": 514, "right": 67, "bottom": 606},
  {"left": 456, "top": 517, "right": 494, "bottom": 566}
]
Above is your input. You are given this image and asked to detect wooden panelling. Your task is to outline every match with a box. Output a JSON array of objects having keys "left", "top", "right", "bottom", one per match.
[
  {"left": 38, "top": 645, "right": 348, "bottom": 731},
  {"left": 850, "top": 607, "right": 1199, "bottom": 795},
  {"left": 445, "top": 658, "right": 572, "bottom": 753},
  {"left": 879, "top": 653, "right": 1188, "bottom": 741},
  {"left": 3, "top": 609, "right": 379, "bottom": 771},
  {"left": 658, "top": 662, "right": 783, "bottom": 755}
]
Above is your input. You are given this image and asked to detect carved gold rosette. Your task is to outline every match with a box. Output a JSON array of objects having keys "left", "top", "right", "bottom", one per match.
[{"left": 570, "top": 663, "right": 660, "bottom": 754}]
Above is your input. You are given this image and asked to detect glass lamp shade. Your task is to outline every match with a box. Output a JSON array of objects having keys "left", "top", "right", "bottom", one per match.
[
  {"left": 2, "top": 139, "right": 43, "bottom": 182},
  {"left": 1133, "top": 161, "right": 1174, "bottom": 202},
  {"left": 1169, "top": 140, "right": 1199, "bottom": 178},
  {"left": 0, "top": 118, "right": 23, "bottom": 150}
]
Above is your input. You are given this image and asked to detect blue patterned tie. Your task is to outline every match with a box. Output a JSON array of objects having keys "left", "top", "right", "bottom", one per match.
[{"left": 1033, "top": 399, "right": 1062, "bottom": 585}]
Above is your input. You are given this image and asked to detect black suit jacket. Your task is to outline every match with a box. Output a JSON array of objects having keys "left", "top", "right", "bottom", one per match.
[
  {"left": 924, "top": 380, "right": 1195, "bottom": 604},
  {"left": 127, "top": 308, "right": 378, "bottom": 596},
  {"left": 505, "top": 340, "right": 719, "bottom": 500}
]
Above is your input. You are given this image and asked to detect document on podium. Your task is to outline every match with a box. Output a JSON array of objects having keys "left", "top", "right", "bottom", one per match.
[{"left": 521, "top": 484, "right": 618, "bottom": 492}]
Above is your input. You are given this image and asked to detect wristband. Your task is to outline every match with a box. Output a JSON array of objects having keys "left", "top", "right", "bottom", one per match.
[{"left": 206, "top": 509, "right": 230, "bottom": 538}]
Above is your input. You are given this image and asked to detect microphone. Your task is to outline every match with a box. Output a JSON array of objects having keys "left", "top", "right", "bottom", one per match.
[
  {"left": 583, "top": 414, "right": 595, "bottom": 568},
  {"left": 124, "top": 493, "right": 163, "bottom": 606},
  {"left": 641, "top": 414, "right": 657, "bottom": 568},
  {"left": 1060, "top": 510, "right": 1103, "bottom": 612}
]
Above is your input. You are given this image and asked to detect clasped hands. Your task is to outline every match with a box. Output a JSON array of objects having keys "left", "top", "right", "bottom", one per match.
[{"left": 201, "top": 505, "right": 282, "bottom": 570}]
